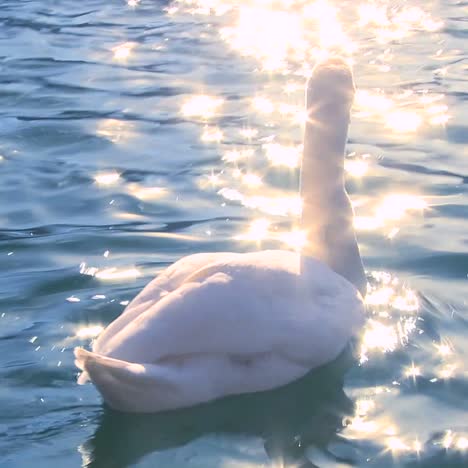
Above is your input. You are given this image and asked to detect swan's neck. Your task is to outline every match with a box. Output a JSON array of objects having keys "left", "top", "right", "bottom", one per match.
[{"left": 300, "top": 106, "right": 366, "bottom": 296}]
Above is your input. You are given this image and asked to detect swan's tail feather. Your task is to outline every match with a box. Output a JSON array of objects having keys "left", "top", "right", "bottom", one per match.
[
  {"left": 74, "top": 348, "right": 90, "bottom": 384},
  {"left": 73, "top": 347, "right": 178, "bottom": 412}
]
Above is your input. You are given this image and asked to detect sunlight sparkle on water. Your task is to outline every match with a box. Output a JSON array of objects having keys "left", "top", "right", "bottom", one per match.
[
  {"left": 236, "top": 218, "right": 271, "bottom": 242},
  {"left": 263, "top": 143, "right": 301, "bottom": 168},
  {"left": 96, "top": 267, "right": 141, "bottom": 281},
  {"left": 392, "top": 289, "right": 419, "bottom": 312},
  {"left": 362, "top": 322, "right": 398, "bottom": 353},
  {"left": 354, "top": 216, "right": 383, "bottom": 231},
  {"left": 355, "top": 90, "right": 393, "bottom": 114},
  {"left": 413, "top": 439, "right": 423, "bottom": 454},
  {"left": 277, "top": 229, "right": 307, "bottom": 251},
  {"left": 284, "top": 82, "right": 302, "bottom": 94},
  {"left": 356, "top": 398, "right": 375, "bottom": 416},
  {"left": 426, "top": 104, "right": 449, "bottom": 116},
  {"left": 346, "top": 398, "right": 379, "bottom": 434},
  {"left": 176, "top": 0, "right": 232, "bottom": 16},
  {"left": 205, "top": 171, "right": 223, "bottom": 188},
  {"left": 355, "top": 194, "right": 427, "bottom": 232},
  {"left": 219, "top": 187, "right": 302, "bottom": 217},
  {"left": 365, "top": 286, "right": 394, "bottom": 307},
  {"left": 303, "top": 0, "right": 354, "bottom": 52},
  {"left": 365, "top": 276, "right": 419, "bottom": 312},
  {"left": 239, "top": 128, "right": 258, "bottom": 139},
  {"left": 252, "top": 96, "right": 275, "bottom": 114},
  {"left": 435, "top": 341, "right": 453, "bottom": 357},
  {"left": 345, "top": 158, "right": 369, "bottom": 178},
  {"left": 387, "top": 227, "right": 400, "bottom": 239},
  {"left": 223, "top": 148, "right": 254, "bottom": 163},
  {"left": 355, "top": 88, "right": 449, "bottom": 133},
  {"left": 386, "top": 110, "right": 422, "bottom": 133},
  {"left": 97, "top": 119, "right": 134, "bottom": 143},
  {"left": 438, "top": 364, "right": 458, "bottom": 380},
  {"left": 216, "top": 0, "right": 356, "bottom": 71},
  {"left": 80, "top": 262, "right": 141, "bottom": 281},
  {"left": 182, "top": 95, "right": 223, "bottom": 119},
  {"left": 348, "top": 417, "right": 378, "bottom": 435},
  {"left": 127, "top": 184, "right": 167, "bottom": 201},
  {"left": 75, "top": 325, "right": 104, "bottom": 340},
  {"left": 112, "top": 42, "right": 135, "bottom": 60},
  {"left": 443, "top": 430, "right": 455, "bottom": 449},
  {"left": 360, "top": 320, "right": 398, "bottom": 363},
  {"left": 357, "top": 3, "right": 389, "bottom": 27},
  {"left": 420, "top": 91, "right": 450, "bottom": 123},
  {"left": 221, "top": 6, "right": 302, "bottom": 71},
  {"left": 94, "top": 171, "right": 120, "bottom": 186},
  {"left": 201, "top": 127, "right": 224, "bottom": 143},
  {"left": 358, "top": 4, "right": 442, "bottom": 42},
  {"left": 457, "top": 437, "right": 468, "bottom": 450},
  {"left": 236, "top": 218, "right": 306, "bottom": 251},
  {"left": 278, "top": 103, "right": 301, "bottom": 117},
  {"left": 404, "top": 362, "right": 421, "bottom": 379},
  {"left": 387, "top": 437, "right": 410, "bottom": 453},
  {"left": 242, "top": 173, "right": 263, "bottom": 188},
  {"left": 176, "top": 0, "right": 443, "bottom": 75},
  {"left": 377, "top": 194, "right": 427, "bottom": 221}
]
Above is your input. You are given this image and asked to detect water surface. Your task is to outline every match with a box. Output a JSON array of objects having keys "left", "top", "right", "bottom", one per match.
[{"left": 1, "top": 1, "right": 467, "bottom": 467}]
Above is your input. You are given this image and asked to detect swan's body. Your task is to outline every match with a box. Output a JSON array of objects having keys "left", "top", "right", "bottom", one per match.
[{"left": 75, "top": 57, "right": 366, "bottom": 413}]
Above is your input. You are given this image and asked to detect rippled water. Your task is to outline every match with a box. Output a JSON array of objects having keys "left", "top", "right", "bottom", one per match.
[{"left": 1, "top": 1, "right": 467, "bottom": 467}]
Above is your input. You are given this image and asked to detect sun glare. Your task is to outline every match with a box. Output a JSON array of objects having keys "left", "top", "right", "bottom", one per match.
[
  {"left": 96, "top": 119, "right": 134, "bottom": 143},
  {"left": 263, "top": 143, "right": 301, "bottom": 168},
  {"left": 201, "top": 127, "right": 224, "bottom": 143},
  {"left": 75, "top": 325, "right": 104, "bottom": 340},
  {"left": 345, "top": 158, "right": 369, "bottom": 178},
  {"left": 377, "top": 194, "right": 427, "bottom": 221},
  {"left": 236, "top": 218, "right": 271, "bottom": 242},
  {"left": 94, "top": 171, "right": 121, "bottom": 186},
  {"left": 112, "top": 42, "right": 135, "bottom": 60},
  {"left": 127, "top": 184, "right": 167, "bottom": 201},
  {"left": 182, "top": 95, "right": 224, "bottom": 119}
]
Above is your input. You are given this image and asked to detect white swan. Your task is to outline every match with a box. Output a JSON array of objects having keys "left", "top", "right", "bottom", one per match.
[{"left": 75, "top": 57, "right": 366, "bottom": 413}]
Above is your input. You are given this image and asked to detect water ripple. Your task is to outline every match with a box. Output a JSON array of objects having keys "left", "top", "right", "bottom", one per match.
[{"left": 0, "top": 0, "right": 467, "bottom": 467}]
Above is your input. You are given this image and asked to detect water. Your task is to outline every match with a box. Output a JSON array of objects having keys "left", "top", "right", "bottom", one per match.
[{"left": 1, "top": 0, "right": 467, "bottom": 466}]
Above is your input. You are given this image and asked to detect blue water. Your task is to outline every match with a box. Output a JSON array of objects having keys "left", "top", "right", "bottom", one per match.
[{"left": 1, "top": 1, "right": 467, "bottom": 467}]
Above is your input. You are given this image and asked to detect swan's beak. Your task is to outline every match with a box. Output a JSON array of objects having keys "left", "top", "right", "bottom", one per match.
[{"left": 306, "top": 57, "right": 355, "bottom": 113}]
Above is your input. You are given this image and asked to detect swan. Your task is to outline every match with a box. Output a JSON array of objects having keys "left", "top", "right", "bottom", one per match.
[{"left": 75, "top": 57, "right": 366, "bottom": 413}]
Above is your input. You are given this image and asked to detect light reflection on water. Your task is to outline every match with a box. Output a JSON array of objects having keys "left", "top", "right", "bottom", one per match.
[
  {"left": 0, "top": 0, "right": 467, "bottom": 467},
  {"left": 96, "top": 118, "right": 135, "bottom": 144},
  {"left": 112, "top": 42, "right": 136, "bottom": 61},
  {"left": 182, "top": 94, "right": 224, "bottom": 119},
  {"left": 167, "top": 0, "right": 447, "bottom": 249}
]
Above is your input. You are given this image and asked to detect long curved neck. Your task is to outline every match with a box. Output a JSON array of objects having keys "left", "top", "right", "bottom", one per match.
[{"left": 300, "top": 103, "right": 366, "bottom": 296}]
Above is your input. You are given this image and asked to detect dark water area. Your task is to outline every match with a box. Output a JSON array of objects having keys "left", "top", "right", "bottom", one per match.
[{"left": 0, "top": 1, "right": 467, "bottom": 467}]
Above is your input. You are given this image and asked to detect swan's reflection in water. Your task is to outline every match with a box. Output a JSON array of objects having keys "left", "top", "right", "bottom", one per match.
[{"left": 81, "top": 349, "right": 356, "bottom": 468}]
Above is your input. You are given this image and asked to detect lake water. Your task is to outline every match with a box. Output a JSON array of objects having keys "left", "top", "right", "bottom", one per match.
[{"left": 1, "top": 1, "right": 467, "bottom": 467}]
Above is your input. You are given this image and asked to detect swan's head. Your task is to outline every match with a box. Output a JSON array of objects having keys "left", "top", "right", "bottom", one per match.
[{"left": 306, "top": 57, "right": 355, "bottom": 120}]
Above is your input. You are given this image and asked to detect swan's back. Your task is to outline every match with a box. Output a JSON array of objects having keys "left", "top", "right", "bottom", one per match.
[
  {"left": 94, "top": 251, "right": 361, "bottom": 363},
  {"left": 76, "top": 250, "right": 364, "bottom": 412}
]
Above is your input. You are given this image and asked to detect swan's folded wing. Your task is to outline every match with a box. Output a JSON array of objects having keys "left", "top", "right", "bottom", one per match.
[
  {"left": 128, "top": 252, "right": 241, "bottom": 309},
  {"left": 92, "top": 259, "right": 362, "bottom": 370},
  {"left": 94, "top": 270, "right": 273, "bottom": 361},
  {"left": 93, "top": 252, "right": 240, "bottom": 354}
]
